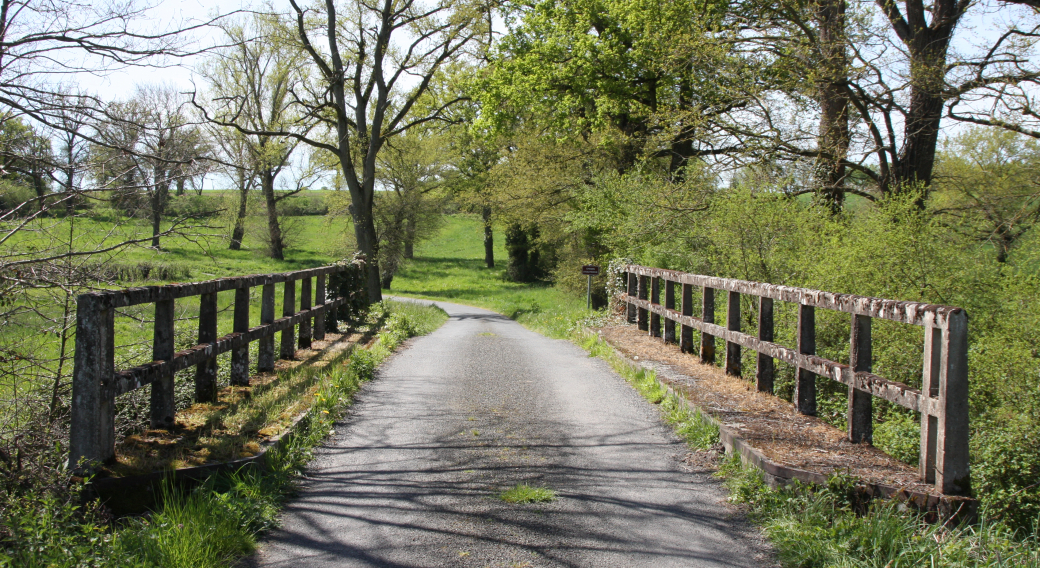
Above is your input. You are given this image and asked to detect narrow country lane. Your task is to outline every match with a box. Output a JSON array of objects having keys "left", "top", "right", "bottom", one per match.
[{"left": 246, "top": 300, "right": 771, "bottom": 568}]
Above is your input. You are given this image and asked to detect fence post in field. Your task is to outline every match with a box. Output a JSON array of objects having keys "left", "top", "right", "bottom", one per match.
[
  {"left": 626, "top": 272, "right": 638, "bottom": 324},
  {"left": 314, "top": 274, "right": 326, "bottom": 341},
  {"left": 664, "top": 279, "right": 676, "bottom": 344},
  {"left": 922, "top": 311, "right": 971, "bottom": 495},
  {"left": 299, "top": 277, "right": 312, "bottom": 349},
  {"left": 195, "top": 292, "right": 218, "bottom": 403},
  {"left": 680, "top": 283, "right": 694, "bottom": 353},
  {"left": 151, "top": 298, "right": 176, "bottom": 426},
  {"left": 280, "top": 280, "right": 296, "bottom": 360},
  {"left": 700, "top": 287, "right": 715, "bottom": 365},
  {"left": 258, "top": 284, "right": 276, "bottom": 372},
  {"left": 231, "top": 287, "right": 250, "bottom": 386},
  {"left": 69, "top": 295, "right": 115, "bottom": 470},
  {"left": 849, "top": 314, "right": 872, "bottom": 443},
  {"left": 650, "top": 276, "right": 661, "bottom": 338},
  {"left": 725, "top": 291, "right": 741, "bottom": 376},
  {"left": 756, "top": 297, "right": 774, "bottom": 393},
  {"left": 637, "top": 274, "right": 649, "bottom": 332},
  {"left": 795, "top": 304, "right": 817, "bottom": 415}
]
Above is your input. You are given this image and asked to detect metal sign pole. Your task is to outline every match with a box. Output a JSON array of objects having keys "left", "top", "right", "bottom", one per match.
[{"left": 587, "top": 274, "right": 592, "bottom": 309}]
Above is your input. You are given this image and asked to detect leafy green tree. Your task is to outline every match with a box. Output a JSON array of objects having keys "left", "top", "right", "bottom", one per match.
[
  {"left": 372, "top": 132, "right": 449, "bottom": 289},
  {"left": 932, "top": 127, "right": 1040, "bottom": 263},
  {"left": 481, "top": 0, "right": 746, "bottom": 178},
  {"left": 0, "top": 118, "right": 52, "bottom": 214}
]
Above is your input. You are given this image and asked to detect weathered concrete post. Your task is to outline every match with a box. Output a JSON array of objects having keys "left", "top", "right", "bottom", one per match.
[
  {"left": 231, "top": 287, "right": 250, "bottom": 386},
  {"left": 314, "top": 274, "right": 326, "bottom": 341},
  {"left": 195, "top": 292, "right": 218, "bottom": 403},
  {"left": 69, "top": 294, "right": 115, "bottom": 471},
  {"left": 637, "top": 274, "right": 649, "bottom": 332},
  {"left": 795, "top": 304, "right": 817, "bottom": 415},
  {"left": 848, "top": 314, "right": 872, "bottom": 443},
  {"left": 280, "top": 280, "right": 296, "bottom": 360},
  {"left": 756, "top": 297, "right": 774, "bottom": 393},
  {"left": 664, "top": 279, "right": 676, "bottom": 344},
  {"left": 725, "top": 291, "right": 741, "bottom": 376},
  {"left": 700, "top": 287, "right": 715, "bottom": 365},
  {"left": 299, "top": 277, "right": 312, "bottom": 349},
  {"left": 921, "top": 310, "right": 971, "bottom": 495},
  {"left": 649, "top": 276, "right": 661, "bottom": 338},
  {"left": 151, "top": 297, "right": 176, "bottom": 427},
  {"left": 680, "top": 283, "right": 694, "bottom": 353},
  {"left": 258, "top": 284, "right": 275, "bottom": 372},
  {"left": 626, "top": 272, "right": 638, "bottom": 324}
]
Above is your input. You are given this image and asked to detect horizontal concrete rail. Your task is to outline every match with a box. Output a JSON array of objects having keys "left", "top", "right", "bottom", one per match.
[
  {"left": 69, "top": 261, "right": 365, "bottom": 472},
  {"left": 620, "top": 264, "right": 970, "bottom": 496}
]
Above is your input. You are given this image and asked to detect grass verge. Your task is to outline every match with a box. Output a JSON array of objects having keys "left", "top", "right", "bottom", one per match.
[{"left": 0, "top": 300, "right": 448, "bottom": 568}]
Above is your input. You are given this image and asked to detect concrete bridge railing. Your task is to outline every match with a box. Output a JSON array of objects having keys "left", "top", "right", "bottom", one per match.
[
  {"left": 620, "top": 264, "right": 969, "bottom": 496},
  {"left": 69, "top": 259, "right": 366, "bottom": 472}
]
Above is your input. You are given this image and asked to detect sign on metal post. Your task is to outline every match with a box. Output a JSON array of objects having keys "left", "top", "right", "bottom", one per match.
[{"left": 581, "top": 265, "right": 600, "bottom": 308}]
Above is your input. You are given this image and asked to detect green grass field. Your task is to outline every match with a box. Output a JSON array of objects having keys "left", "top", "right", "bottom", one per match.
[{"left": 390, "top": 215, "right": 593, "bottom": 337}]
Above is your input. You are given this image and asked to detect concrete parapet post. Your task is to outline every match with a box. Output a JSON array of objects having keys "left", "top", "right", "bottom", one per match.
[
  {"left": 849, "top": 314, "right": 872, "bottom": 443},
  {"left": 231, "top": 287, "right": 250, "bottom": 386},
  {"left": 151, "top": 297, "right": 176, "bottom": 426},
  {"left": 756, "top": 297, "right": 774, "bottom": 393},
  {"left": 258, "top": 284, "right": 275, "bottom": 372},
  {"left": 69, "top": 294, "right": 115, "bottom": 471},
  {"left": 700, "top": 287, "right": 715, "bottom": 365},
  {"left": 795, "top": 304, "right": 816, "bottom": 416},
  {"left": 280, "top": 280, "right": 296, "bottom": 360}
]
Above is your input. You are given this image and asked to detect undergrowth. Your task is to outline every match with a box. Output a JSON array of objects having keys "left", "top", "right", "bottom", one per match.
[
  {"left": 719, "top": 455, "right": 1040, "bottom": 567},
  {"left": 0, "top": 300, "right": 447, "bottom": 568}
]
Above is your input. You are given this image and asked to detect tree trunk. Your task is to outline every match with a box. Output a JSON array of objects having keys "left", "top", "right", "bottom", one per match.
[
  {"left": 876, "top": 0, "right": 962, "bottom": 203},
  {"left": 351, "top": 197, "right": 382, "bottom": 303},
  {"left": 262, "top": 170, "right": 284, "bottom": 260},
  {"left": 403, "top": 216, "right": 415, "bottom": 259},
  {"left": 229, "top": 170, "right": 249, "bottom": 251},
  {"left": 150, "top": 178, "right": 168, "bottom": 249},
  {"left": 815, "top": 0, "right": 850, "bottom": 213},
  {"left": 482, "top": 205, "right": 494, "bottom": 268},
  {"left": 176, "top": 177, "right": 186, "bottom": 196}
]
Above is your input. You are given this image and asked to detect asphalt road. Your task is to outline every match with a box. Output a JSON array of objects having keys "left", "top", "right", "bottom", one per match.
[{"left": 246, "top": 300, "right": 771, "bottom": 568}]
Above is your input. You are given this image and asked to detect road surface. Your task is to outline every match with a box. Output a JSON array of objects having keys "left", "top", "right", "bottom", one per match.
[{"left": 246, "top": 300, "right": 771, "bottom": 568}]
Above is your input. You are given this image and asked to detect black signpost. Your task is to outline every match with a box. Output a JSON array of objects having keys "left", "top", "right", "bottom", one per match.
[{"left": 581, "top": 265, "right": 600, "bottom": 309}]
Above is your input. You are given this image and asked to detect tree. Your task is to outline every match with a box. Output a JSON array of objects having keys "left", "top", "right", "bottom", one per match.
[
  {"left": 481, "top": 0, "right": 746, "bottom": 179},
  {"left": 0, "top": 118, "right": 53, "bottom": 212},
  {"left": 200, "top": 13, "right": 311, "bottom": 259},
  {"left": 372, "top": 132, "right": 448, "bottom": 288},
  {"left": 92, "top": 85, "right": 211, "bottom": 249},
  {"left": 719, "top": 0, "right": 1040, "bottom": 203},
  {"left": 199, "top": 0, "right": 486, "bottom": 302},
  {"left": 933, "top": 127, "right": 1040, "bottom": 263}
]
